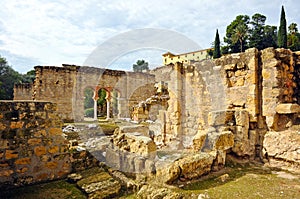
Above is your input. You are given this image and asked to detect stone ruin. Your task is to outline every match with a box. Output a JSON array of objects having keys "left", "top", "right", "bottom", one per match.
[{"left": 1, "top": 47, "right": 300, "bottom": 191}]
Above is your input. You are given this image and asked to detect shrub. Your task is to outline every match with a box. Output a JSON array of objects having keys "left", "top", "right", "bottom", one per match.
[{"left": 85, "top": 108, "right": 94, "bottom": 117}]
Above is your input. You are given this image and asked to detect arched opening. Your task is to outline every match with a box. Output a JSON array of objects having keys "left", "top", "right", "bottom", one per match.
[
  {"left": 83, "top": 86, "right": 121, "bottom": 120},
  {"left": 97, "top": 88, "right": 107, "bottom": 118},
  {"left": 83, "top": 87, "right": 95, "bottom": 119}
]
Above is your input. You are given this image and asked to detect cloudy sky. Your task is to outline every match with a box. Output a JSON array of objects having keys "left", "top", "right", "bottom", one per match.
[{"left": 0, "top": 0, "right": 299, "bottom": 73}]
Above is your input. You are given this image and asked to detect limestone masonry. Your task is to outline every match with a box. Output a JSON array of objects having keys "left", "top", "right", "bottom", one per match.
[{"left": 1, "top": 47, "right": 299, "bottom": 187}]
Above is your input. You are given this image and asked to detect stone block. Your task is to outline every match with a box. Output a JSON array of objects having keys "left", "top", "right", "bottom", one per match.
[
  {"left": 235, "top": 77, "right": 245, "bottom": 86},
  {"left": 0, "top": 169, "right": 13, "bottom": 177},
  {"left": 264, "top": 130, "right": 300, "bottom": 166},
  {"left": 213, "top": 131, "right": 234, "bottom": 151},
  {"left": 34, "top": 146, "right": 47, "bottom": 156},
  {"left": 155, "top": 160, "right": 180, "bottom": 184},
  {"left": 45, "top": 161, "right": 58, "bottom": 170},
  {"left": 208, "top": 111, "right": 226, "bottom": 126},
  {"left": 134, "top": 157, "right": 145, "bottom": 173},
  {"left": 10, "top": 121, "right": 24, "bottom": 129},
  {"left": 249, "top": 130, "right": 257, "bottom": 147},
  {"left": 275, "top": 103, "right": 300, "bottom": 114},
  {"left": 212, "top": 150, "right": 227, "bottom": 171},
  {"left": 0, "top": 123, "right": 6, "bottom": 131},
  {"left": 175, "top": 152, "right": 216, "bottom": 180},
  {"left": 235, "top": 110, "right": 249, "bottom": 127},
  {"left": 119, "top": 125, "right": 149, "bottom": 136},
  {"left": 119, "top": 152, "right": 135, "bottom": 173},
  {"left": 192, "top": 130, "right": 207, "bottom": 151},
  {"left": 48, "top": 146, "right": 59, "bottom": 154},
  {"left": 28, "top": 138, "right": 42, "bottom": 145},
  {"left": 17, "top": 167, "right": 29, "bottom": 173},
  {"left": 49, "top": 128, "right": 62, "bottom": 136},
  {"left": 106, "top": 147, "right": 120, "bottom": 170},
  {"left": 224, "top": 64, "right": 236, "bottom": 70},
  {"left": 36, "top": 173, "right": 50, "bottom": 181},
  {"left": 34, "top": 129, "right": 47, "bottom": 137},
  {"left": 15, "top": 157, "right": 31, "bottom": 165},
  {"left": 145, "top": 159, "right": 156, "bottom": 174},
  {"left": 0, "top": 139, "right": 9, "bottom": 149},
  {"left": 5, "top": 150, "right": 18, "bottom": 159},
  {"left": 0, "top": 162, "right": 9, "bottom": 168}
]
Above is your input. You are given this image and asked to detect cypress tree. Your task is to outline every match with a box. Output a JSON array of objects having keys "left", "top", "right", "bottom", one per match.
[
  {"left": 213, "top": 29, "right": 221, "bottom": 58},
  {"left": 278, "top": 5, "right": 287, "bottom": 48}
]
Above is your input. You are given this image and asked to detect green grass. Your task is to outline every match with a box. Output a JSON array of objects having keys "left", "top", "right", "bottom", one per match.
[
  {"left": 179, "top": 163, "right": 300, "bottom": 199},
  {"left": 0, "top": 180, "right": 86, "bottom": 199},
  {"left": 1, "top": 164, "right": 299, "bottom": 199},
  {"left": 98, "top": 123, "right": 118, "bottom": 135}
]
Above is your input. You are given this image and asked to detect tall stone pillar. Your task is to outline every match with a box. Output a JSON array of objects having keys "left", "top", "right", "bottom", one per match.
[
  {"left": 118, "top": 97, "right": 129, "bottom": 118},
  {"left": 174, "top": 62, "right": 184, "bottom": 149},
  {"left": 93, "top": 87, "right": 100, "bottom": 121}
]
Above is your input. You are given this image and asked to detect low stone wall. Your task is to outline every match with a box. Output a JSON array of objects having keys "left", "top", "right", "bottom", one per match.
[{"left": 0, "top": 101, "right": 71, "bottom": 186}]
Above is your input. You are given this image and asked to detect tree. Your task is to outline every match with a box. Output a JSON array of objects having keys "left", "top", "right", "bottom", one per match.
[
  {"left": 0, "top": 56, "right": 23, "bottom": 100},
  {"left": 287, "top": 23, "right": 300, "bottom": 51},
  {"left": 278, "top": 6, "right": 287, "bottom": 48},
  {"left": 263, "top": 25, "right": 278, "bottom": 48},
  {"left": 288, "top": 23, "right": 298, "bottom": 34},
  {"left": 232, "top": 24, "right": 248, "bottom": 52},
  {"left": 223, "top": 15, "right": 250, "bottom": 53},
  {"left": 248, "top": 13, "right": 267, "bottom": 50},
  {"left": 133, "top": 60, "right": 149, "bottom": 72},
  {"left": 21, "top": 69, "right": 35, "bottom": 83},
  {"left": 213, "top": 29, "right": 221, "bottom": 58}
]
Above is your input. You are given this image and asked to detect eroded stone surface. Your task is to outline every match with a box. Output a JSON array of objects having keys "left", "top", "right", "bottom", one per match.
[{"left": 264, "top": 130, "right": 300, "bottom": 172}]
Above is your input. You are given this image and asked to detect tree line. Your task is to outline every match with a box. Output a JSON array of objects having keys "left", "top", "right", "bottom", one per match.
[
  {"left": 212, "top": 6, "right": 300, "bottom": 58},
  {"left": 0, "top": 56, "right": 35, "bottom": 100}
]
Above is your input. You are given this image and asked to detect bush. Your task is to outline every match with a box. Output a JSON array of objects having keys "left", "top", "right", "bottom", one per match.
[{"left": 85, "top": 108, "right": 94, "bottom": 118}]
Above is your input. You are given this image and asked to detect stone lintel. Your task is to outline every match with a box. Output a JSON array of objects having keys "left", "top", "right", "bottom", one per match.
[{"left": 275, "top": 103, "right": 300, "bottom": 114}]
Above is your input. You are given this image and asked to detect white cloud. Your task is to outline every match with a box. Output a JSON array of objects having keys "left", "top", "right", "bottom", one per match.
[{"left": 0, "top": 0, "right": 299, "bottom": 72}]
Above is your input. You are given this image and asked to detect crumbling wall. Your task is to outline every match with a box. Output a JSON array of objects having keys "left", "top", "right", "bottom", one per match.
[
  {"left": 0, "top": 101, "right": 71, "bottom": 186},
  {"left": 33, "top": 65, "right": 78, "bottom": 122},
  {"left": 149, "top": 65, "right": 173, "bottom": 82},
  {"left": 261, "top": 48, "right": 300, "bottom": 130},
  {"left": 13, "top": 83, "right": 33, "bottom": 100},
  {"left": 15, "top": 65, "right": 156, "bottom": 121},
  {"left": 215, "top": 48, "right": 259, "bottom": 120},
  {"left": 213, "top": 48, "right": 261, "bottom": 157}
]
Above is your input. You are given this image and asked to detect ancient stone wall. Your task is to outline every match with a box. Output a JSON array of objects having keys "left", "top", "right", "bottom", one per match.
[
  {"left": 149, "top": 65, "right": 173, "bottom": 82},
  {"left": 33, "top": 65, "right": 78, "bottom": 122},
  {"left": 147, "top": 48, "right": 299, "bottom": 159},
  {"left": 261, "top": 48, "right": 300, "bottom": 130},
  {"left": 13, "top": 83, "right": 33, "bottom": 100},
  {"left": 15, "top": 65, "right": 156, "bottom": 121},
  {"left": 0, "top": 101, "right": 71, "bottom": 186},
  {"left": 215, "top": 48, "right": 259, "bottom": 121}
]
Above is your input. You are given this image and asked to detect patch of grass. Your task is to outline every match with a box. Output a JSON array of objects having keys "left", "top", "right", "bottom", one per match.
[
  {"left": 179, "top": 164, "right": 300, "bottom": 199},
  {"left": 0, "top": 180, "right": 86, "bottom": 199},
  {"left": 77, "top": 172, "right": 112, "bottom": 187},
  {"left": 99, "top": 123, "right": 118, "bottom": 135}
]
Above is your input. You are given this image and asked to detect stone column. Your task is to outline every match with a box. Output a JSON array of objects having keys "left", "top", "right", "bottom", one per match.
[
  {"left": 93, "top": 87, "right": 100, "bottom": 121},
  {"left": 106, "top": 95, "right": 111, "bottom": 119},
  {"left": 174, "top": 62, "right": 184, "bottom": 149}
]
